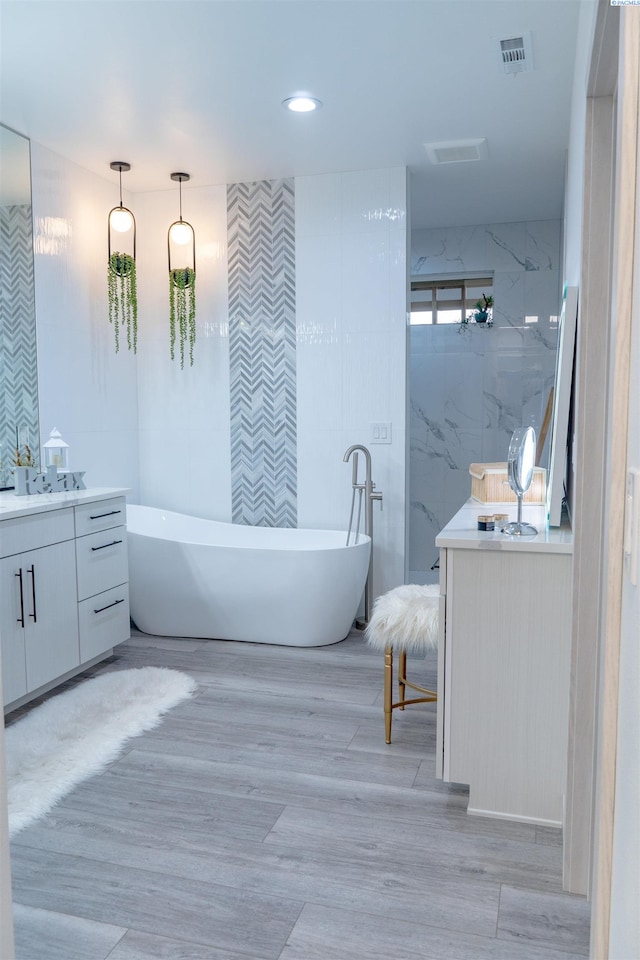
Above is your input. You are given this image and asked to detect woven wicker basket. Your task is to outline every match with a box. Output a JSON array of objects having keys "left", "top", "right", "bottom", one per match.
[{"left": 469, "top": 462, "right": 547, "bottom": 504}]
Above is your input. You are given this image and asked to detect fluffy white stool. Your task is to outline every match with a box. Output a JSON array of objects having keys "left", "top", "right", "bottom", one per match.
[{"left": 365, "top": 583, "right": 440, "bottom": 743}]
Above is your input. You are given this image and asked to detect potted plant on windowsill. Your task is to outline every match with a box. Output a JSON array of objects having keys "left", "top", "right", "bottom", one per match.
[
  {"left": 471, "top": 293, "right": 493, "bottom": 324},
  {"left": 460, "top": 293, "right": 494, "bottom": 332}
]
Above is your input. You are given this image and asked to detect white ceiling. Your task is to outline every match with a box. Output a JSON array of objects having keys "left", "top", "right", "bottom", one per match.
[{"left": 0, "top": 0, "right": 582, "bottom": 229}]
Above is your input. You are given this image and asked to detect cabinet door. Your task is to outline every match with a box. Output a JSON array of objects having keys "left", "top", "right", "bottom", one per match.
[
  {"left": 0, "top": 557, "right": 28, "bottom": 704},
  {"left": 23, "top": 540, "right": 80, "bottom": 694}
]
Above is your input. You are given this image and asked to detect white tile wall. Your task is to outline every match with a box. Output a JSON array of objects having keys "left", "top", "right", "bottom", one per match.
[
  {"left": 31, "top": 144, "right": 140, "bottom": 496},
  {"left": 296, "top": 168, "right": 408, "bottom": 596}
]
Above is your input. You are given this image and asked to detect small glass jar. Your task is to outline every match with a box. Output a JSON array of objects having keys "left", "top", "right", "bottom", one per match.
[{"left": 494, "top": 513, "right": 509, "bottom": 533}]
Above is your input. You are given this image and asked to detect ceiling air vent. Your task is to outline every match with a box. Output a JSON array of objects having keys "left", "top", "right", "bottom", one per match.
[
  {"left": 498, "top": 32, "right": 533, "bottom": 75},
  {"left": 424, "top": 139, "right": 488, "bottom": 165}
]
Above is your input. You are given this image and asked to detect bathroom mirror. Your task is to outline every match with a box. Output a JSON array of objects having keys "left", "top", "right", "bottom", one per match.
[
  {"left": 503, "top": 425, "right": 538, "bottom": 537},
  {"left": 0, "top": 123, "right": 39, "bottom": 489},
  {"left": 546, "top": 285, "right": 578, "bottom": 526}
]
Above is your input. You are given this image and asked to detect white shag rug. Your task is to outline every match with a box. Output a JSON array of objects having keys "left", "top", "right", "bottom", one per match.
[{"left": 5, "top": 666, "right": 197, "bottom": 837}]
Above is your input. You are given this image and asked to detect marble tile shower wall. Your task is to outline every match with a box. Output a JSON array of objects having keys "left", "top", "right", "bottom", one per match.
[{"left": 409, "top": 220, "right": 561, "bottom": 581}]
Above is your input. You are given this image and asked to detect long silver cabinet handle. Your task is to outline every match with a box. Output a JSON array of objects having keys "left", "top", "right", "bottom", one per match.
[
  {"left": 91, "top": 539, "right": 123, "bottom": 552},
  {"left": 93, "top": 598, "right": 125, "bottom": 614},
  {"left": 15, "top": 570, "right": 25, "bottom": 627},
  {"left": 88, "top": 509, "right": 122, "bottom": 520},
  {"left": 27, "top": 564, "right": 37, "bottom": 622}
]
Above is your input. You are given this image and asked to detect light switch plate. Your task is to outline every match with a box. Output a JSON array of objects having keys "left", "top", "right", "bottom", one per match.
[{"left": 370, "top": 422, "right": 392, "bottom": 444}]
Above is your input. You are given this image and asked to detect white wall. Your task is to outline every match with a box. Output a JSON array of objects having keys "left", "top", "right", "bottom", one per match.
[
  {"left": 296, "top": 168, "right": 408, "bottom": 595},
  {"left": 609, "top": 235, "right": 640, "bottom": 956},
  {"left": 31, "top": 143, "right": 139, "bottom": 496},
  {"left": 564, "top": 0, "right": 599, "bottom": 288},
  {"left": 563, "top": 3, "right": 639, "bottom": 953},
  {"left": 134, "top": 183, "right": 231, "bottom": 520},
  {"left": 609, "top": 24, "right": 640, "bottom": 942}
]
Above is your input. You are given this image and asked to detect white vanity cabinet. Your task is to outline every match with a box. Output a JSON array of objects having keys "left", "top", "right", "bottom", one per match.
[
  {"left": 435, "top": 500, "right": 573, "bottom": 826},
  {"left": 0, "top": 489, "right": 130, "bottom": 710}
]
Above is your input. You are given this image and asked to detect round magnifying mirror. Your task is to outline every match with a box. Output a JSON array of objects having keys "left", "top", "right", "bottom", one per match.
[
  {"left": 508, "top": 426, "right": 535, "bottom": 496},
  {"left": 503, "top": 426, "right": 538, "bottom": 536}
]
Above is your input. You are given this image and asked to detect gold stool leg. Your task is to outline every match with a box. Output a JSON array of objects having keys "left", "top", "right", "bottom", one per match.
[
  {"left": 384, "top": 645, "right": 393, "bottom": 744},
  {"left": 398, "top": 650, "right": 407, "bottom": 709}
]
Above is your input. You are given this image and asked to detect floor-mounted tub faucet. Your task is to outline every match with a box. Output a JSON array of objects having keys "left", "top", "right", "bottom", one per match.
[{"left": 343, "top": 443, "right": 383, "bottom": 624}]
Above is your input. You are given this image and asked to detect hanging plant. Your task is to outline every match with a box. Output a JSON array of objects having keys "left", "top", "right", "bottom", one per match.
[
  {"left": 107, "top": 162, "right": 137, "bottom": 354},
  {"left": 169, "top": 268, "right": 196, "bottom": 368},
  {"left": 108, "top": 252, "right": 138, "bottom": 353},
  {"left": 167, "top": 173, "right": 196, "bottom": 368}
]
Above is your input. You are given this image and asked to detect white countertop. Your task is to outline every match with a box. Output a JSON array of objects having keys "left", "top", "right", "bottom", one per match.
[
  {"left": 436, "top": 499, "right": 573, "bottom": 554},
  {"left": 0, "top": 487, "right": 130, "bottom": 521}
]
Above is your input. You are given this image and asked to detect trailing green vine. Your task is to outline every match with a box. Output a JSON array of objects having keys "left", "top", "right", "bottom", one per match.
[
  {"left": 169, "top": 268, "right": 196, "bottom": 368},
  {"left": 108, "top": 252, "right": 138, "bottom": 353}
]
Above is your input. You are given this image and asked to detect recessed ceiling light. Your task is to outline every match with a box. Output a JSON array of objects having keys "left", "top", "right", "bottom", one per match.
[{"left": 282, "top": 96, "right": 322, "bottom": 113}]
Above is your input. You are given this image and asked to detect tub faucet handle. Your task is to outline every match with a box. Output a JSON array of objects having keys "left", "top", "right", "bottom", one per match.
[{"left": 371, "top": 488, "right": 383, "bottom": 510}]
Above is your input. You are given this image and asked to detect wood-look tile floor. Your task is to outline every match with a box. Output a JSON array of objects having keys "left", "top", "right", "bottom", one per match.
[{"left": 8, "top": 629, "right": 591, "bottom": 960}]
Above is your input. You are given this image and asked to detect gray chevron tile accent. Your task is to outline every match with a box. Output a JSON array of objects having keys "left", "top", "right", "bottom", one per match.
[
  {"left": 0, "top": 204, "right": 38, "bottom": 485},
  {"left": 227, "top": 179, "right": 297, "bottom": 527}
]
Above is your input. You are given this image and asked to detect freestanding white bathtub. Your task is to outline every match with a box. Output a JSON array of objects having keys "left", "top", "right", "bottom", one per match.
[{"left": 126, "top": 504, "right": 371, "bottom": 646}]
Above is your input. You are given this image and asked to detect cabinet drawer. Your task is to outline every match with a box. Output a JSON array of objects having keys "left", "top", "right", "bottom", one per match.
[
  {"left": 78, "top": 584, "right": 130, "bottom": 662},
  {"left": 75, "top": 497, "right": 126, "bottom": 537},
  {"left": 0, "top": 507, "right": 74, "bottom": 558},
  {"left": 76, "top": 527, "right": 128, "bottom": 601}
]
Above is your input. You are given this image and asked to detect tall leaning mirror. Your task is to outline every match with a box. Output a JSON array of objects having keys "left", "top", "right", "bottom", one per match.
[{"left": 0, "top": 123, "right": 39, "bottom": 488}]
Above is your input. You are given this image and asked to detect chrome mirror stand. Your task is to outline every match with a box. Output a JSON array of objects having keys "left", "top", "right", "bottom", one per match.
[{"left": 502, "top": 426, "right": 538, "bottom": 537}]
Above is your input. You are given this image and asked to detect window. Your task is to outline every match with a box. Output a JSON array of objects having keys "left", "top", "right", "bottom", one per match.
[{"left": 410, "top": 277, "right": 493, "bottom": 325}]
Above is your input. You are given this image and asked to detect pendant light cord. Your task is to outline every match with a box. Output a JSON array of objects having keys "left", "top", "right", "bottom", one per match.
[{"left": 170, "top": 172, "right": 190, "bottom": 224}]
